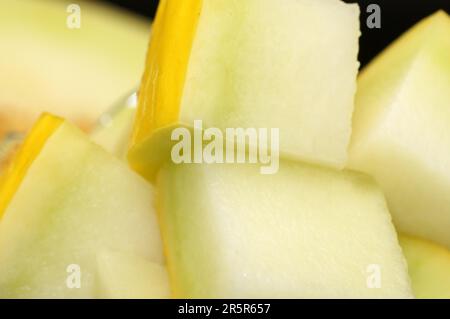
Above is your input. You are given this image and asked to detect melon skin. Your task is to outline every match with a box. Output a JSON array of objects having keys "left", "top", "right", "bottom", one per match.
[
  {"left": 399, "top": 235, "right": 450, "bottom": 299},
  {"left": 0, "top": 118, "right": 163, "bottom": 298},
  {"left": 96, "top": 251, "right": 170, "bottom": 299},
  {"left": 157, "top": 161, "right": 412, "bottom": 298},
  {"left": 130, "top": 0, "right": 360, "bottom": 180},
  {"left": 348, "top": 11, "right": 450, "bottom": 249}
]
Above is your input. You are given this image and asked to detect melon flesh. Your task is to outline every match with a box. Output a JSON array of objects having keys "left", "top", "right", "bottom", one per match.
[
  {"left": 157, "top": 161, "right": 412, "bottom": 298},
  {"left": 91, "top": 93, "right": 137, "bottom": 159},
  {"left": 0, "top": 114, "right": 163, "bottom": 298},
  {"left": 130, "top": 0, "right": 360, "bottom": 180},
  {"left": 348, "top": 11, "right": 450, "bottom": 248},
  {"left": 399, "top": 235, "right": 450, "bottom": 299},
  {"left": 96, "top": 251, "right": 170, "bottom": 299}
]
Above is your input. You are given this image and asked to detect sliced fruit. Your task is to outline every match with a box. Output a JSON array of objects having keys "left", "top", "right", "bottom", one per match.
[
  {"left": 0, "top": 114, "right": 163, "bottom": 298},
  {"left": 348, "top": 11, "right": 450, "bottom": 248},
  {"left": 157, "top": 161, "right": 412, "bottom": 298},
  {"left": 399, "top": 235, "right": 450, "bottom": 299},
  {"left": 91, "top": 93, "right": 137, "bottom": 159},
  {"left": 96, "top": 251, "right": 170, "bottom": 299},
  {"left": 0, "top": 0, "right": 150, "bottom": 138},
  {"left": 129, "top": 0, "right": 360, "bottom": 180}
]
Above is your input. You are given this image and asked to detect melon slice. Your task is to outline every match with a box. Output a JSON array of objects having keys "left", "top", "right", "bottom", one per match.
[
  {"left": 348, "top": 11, "right": 450, "bottom": 248},
  {"left": 129, "top": 0, "right": 360, "bottom": 180},
  {"left": 96, "top": 251, "right": 170, "bottom": 299},
  {"left": 157, "top": 161, "right": 412, "bottom": 298},
  {"left": 399, "top": 235, "right": 450, "bottom": 299},
  {"left": 0, "top": 114, "right": 163, "bottom": 298}
]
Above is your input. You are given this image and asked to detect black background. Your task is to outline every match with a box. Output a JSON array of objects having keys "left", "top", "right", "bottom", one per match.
[{"left": 102, "top": 0, "right": 449, "bottom": 68}]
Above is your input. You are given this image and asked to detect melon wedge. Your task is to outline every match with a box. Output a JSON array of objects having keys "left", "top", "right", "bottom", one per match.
[
  {"left": 348, "top": 11, "right": 450, "bottom": 248},
  {"left": 399, "top": 235, "right": 450, "bottom": 299},
  {"left": 129, "top": 0, "right": 360, "bottom": 180},
  {"left": 157, "top": 161, "right": 412, "bottom": 298},
  {"left": 0, "top": 114, "right": 163, "bottom": 298},
  {"left": 96, "top": 251, "right": 170, "bottom": 299}
]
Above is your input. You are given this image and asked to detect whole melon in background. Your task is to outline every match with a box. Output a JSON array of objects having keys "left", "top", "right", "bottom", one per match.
[{"left": 0, "top": 0, "right": 150, "bottom": 138}]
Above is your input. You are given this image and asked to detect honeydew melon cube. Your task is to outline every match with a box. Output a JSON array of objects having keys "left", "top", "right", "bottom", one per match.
[
  {"left": 129, "top": 0, "right": 360, "bottom": 180},
  {"left": 157, "top": 161, "right": 412, "bottom": 298},
  {"left": 96, "top": 251, "right": 170, "bottom": 299},
  {"left": 399, "top": 235, "right": 450, "bottom": 299},
  {"left": 0, "top": 114, "right": 163, "bottom": 298},
  {"left": 348, "top": 11, "right": 450, "bottom": 248}
]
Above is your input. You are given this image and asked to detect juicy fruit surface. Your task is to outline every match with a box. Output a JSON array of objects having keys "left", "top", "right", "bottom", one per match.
[
  {"left": 400, "top": 235, "right": 450, "bottom": 299},
  {"left": 130, "top": 0, "right": 360, "bottom": 180},
  {"left": 349, "top": 11, "right": 450, "bottom": 248},
  {"left": 0, "top": 0, "right": 150, "bottom": 137},
  {"left": 96, "top": 251, "right": 170, "bottom": 299},
  {"left": 157, "top": 161, "right": 412, "bottom": 298},
  {"left": 0, "top": 117, "right": 163, "bottom": 298}
]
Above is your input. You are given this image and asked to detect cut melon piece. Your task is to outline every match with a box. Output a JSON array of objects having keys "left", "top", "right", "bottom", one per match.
[
  {"left": 96, "top": 251, "right": 170, "bottom": 299},
  {"left": 157, "top": 161, "right": 412, "bottom": 298},
  {"left": 129, "top": 0, "right": 360, "bottom": 180},
  {"left": 399, "top": 235, "right": 450, "bottom": 299},
  {"left": 91, "top": 93, "right": 137, "bottom": 159},
  {"left": 348, "top": 11, "right": 450, "bottom": 248},
  {"left": 0, "top": 114, "right": 163, "bottom": 298},
  {"left": 0, "top": 0, "right": 150, "bottom": 138}
]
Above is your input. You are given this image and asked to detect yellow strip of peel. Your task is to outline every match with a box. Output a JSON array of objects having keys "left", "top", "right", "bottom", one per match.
[
  {"left": 131, "top": 0, "right": 203, "bottom": 147},
  {"left": 0, "top": 113, "right": 63, "bottom": 218}
]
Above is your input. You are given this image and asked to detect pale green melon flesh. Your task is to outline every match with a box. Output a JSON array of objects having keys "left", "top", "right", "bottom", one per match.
[
  {"left": 179, "top": 0, "right": 360, "bottom": 169},
  {"left": 349, "top": 12, "right": 450, "bottom": 249},
  {"left": 0, "top": 122, "right": 163, "bottom": 298},
  {"left": 91, "top": 95, "right": 137, "bottom": 159},
  {"left": 399, "top": 235, "right": 450, "bottom": 299},
  {"left": 157, "top": 161, "right": 412, "bottom": 298},
  {"left": 96, "top": 251, "right": 170, "bottom": 299}
]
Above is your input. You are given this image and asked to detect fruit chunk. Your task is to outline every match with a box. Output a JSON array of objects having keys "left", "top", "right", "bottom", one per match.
[
  {"left": 157, "top": 161, "right": 412, "bottom": 298},
  {"left": 91, "top": 93, "right": 137, "bottom": 159},
  {"left": 399, "top": 235, "right": 450, "bottom": 299},
  {"left": 96, "top": 251, "right": 170, "bottom": 299},
  {"left": 0, "top": 0, "right": 150, "bottom": 138},
  {"left": 129, "top": 0, "right": 360, "bottom": 180},
  {"left": 348, "top": 11, "right": 450, "bottom": 248},
  {"left": 0, "top": 114, "right": 163, "bottom": 298}
]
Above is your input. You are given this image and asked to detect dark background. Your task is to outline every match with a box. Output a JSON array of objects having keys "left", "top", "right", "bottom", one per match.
[{"left": 102, "top": 0, "right": 449, "bottom": 67}]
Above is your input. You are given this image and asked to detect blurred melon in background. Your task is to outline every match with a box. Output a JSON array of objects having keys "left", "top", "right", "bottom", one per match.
[{"left": 0, "top": 0, "right": 150, "bottom": 138}]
